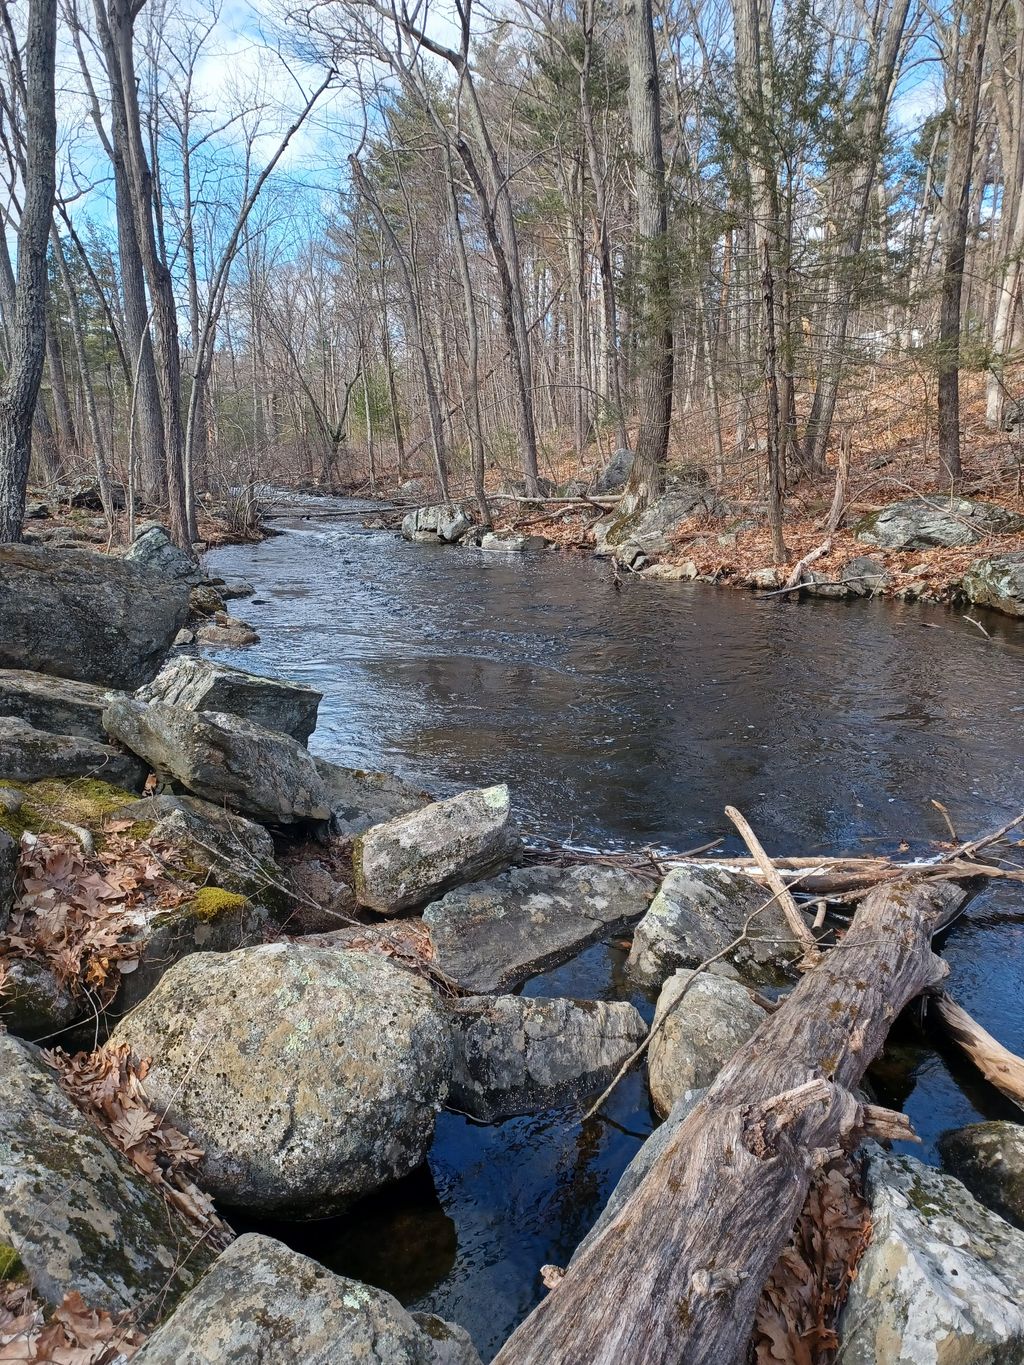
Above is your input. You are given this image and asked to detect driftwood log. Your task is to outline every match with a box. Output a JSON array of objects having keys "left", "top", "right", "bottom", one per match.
[{"left": 492, "top": 879, "right": 958, "bottom": 1365}]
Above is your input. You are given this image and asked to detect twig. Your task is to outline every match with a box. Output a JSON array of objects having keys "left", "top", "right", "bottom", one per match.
[
  {"left": 930, "top": 800, "right": 958, "bottom": 842},
  {"left": 963, "top": 615, "right": 992, "bottom": 639}
]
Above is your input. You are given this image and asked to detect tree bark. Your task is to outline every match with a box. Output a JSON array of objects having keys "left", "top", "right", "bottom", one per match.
[
  {"left": 0, "top": 0, "right": 57, "bottom": 543},
  {"left": 493, "top": 878, "right": 961, "bottom": 1365}
]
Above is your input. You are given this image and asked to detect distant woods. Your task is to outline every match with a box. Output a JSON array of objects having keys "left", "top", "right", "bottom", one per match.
[{"left": 0, "top": 0, "right": 1023, "bottom": 547}]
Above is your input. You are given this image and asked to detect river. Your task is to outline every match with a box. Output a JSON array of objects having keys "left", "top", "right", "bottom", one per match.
[{"left": 205, "top": 497, "right": 1024, "bottom": 1359}]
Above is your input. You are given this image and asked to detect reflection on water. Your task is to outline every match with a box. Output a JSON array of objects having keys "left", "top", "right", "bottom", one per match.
[{"left": 206, "top": 499, "right": 1024, "bottom": 1360}]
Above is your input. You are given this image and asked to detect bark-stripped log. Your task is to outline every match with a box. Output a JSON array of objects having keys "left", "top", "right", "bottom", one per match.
[{"left": 492, "top": 880, "right": 958, "bottom": 1365}]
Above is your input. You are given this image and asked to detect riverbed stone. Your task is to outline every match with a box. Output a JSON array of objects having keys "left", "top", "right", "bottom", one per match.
[
  {"left": 0, "top": 1033, "right": 214, "bottom": 1320},
  {"left": 402, "top": 504, "right": 472, "bottom": 544},
  {"left": 131, "top": 1234, "right": 481, "bottom": 1365},
  {"left": 314, "top": 757, "right": 433, "bottom": 835},
  {"left": 479, "top": 531, "right": 548, "bottom": 552},
  {"left": 803, "top": 556, "right": 891, "bottom": 599},
  {"left": 109, "top": 944, "right": 452, "bottom": 1216},
  {"left": 138, "top": 656, "right": 322, "bottom": 744},
  {"left": 627, "top": 865, "right": 807, "bottom": 988},
  {"left": 448, "top": 994, "right": 647, "bottom": 1121},
  {"left": 937, "top": 1122, "right": 1024, "bottom": 1230},
  {"left": 0, "top": 958, "right": 81, "bottom": 1038},
  {"left": 836, "top": 1146, "right": 1024, "bottom": 1364},
  {"left": 125, "top": 523, "right": 203, "bottom": 583},
  {"left": 961, "top": 553, "right": 1024, "bottom": 618},
  {"left": 0, "top": 715, "right": 147, "bottom": 790},
  {"left": 102, "top": 697, "right": 331, "bottom": 824},
  {"left": 854, "top": 498, "right": 1024, "bottom": 550},
  {"left": 353, "top": 784, "right": 522, "bottom": 914},
  {"left": 193, "top": 612, "right": 260, "bottom": 648},
  {"left": 0, "top": 669, "right": 113, "bottom": 740},
  {"left": 648, "top": 969, "right": 766, "bottom": 1117},
  {"left": 0, "top": 544, "right": 189, "bottom": 689},
  {"left": 423, "top": 863, "right": 653, "bottom": 993}
]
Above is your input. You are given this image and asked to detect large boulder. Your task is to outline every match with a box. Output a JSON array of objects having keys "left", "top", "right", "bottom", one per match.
[
  {"left": 804, "top": 555, "right": 891, "bottom": 599},
  {"left": 479, "top": 531, "right": 548, "bottom": 552},
  {"left": 314, "top": 756, "right": 433, "bottom": 835},
  {"left": 837, "top": 1147, "right": 1024, "bottom": 1364},
  {"left": 628, "top": 865, "right": 807, "bottom": 988},
  {"left": 854, "top": 498, "right": 1024, "bottom": 550},
  {"left": 0, "top": 544, "right": 189, "bottom": 688},
  {"left": 401, "top": 504, "right": 472, "bottom": 545},
  {"left": 102, "top": 697, "right": 330, "bottom": 824},
  {"left": 938, "top": 1122, "right": 1024, "bottom": 1230},
  {"left": 124, "top": 523, "right": 203, "bottom": 583},
  {"left": 353, "top": 784, "right": 522, "bottom": 915},
  {"left": 961, "top": 553, "right": 1024, "bottom": 618},
  {"left": 109, "top": 944, "right": 452, "bottom": 1216},
  {"left": 423, "top": 864, "right": 653, "bottom": 993},
  {"left": 594, "top": 448, "right": 633, "bottom": 493},
  {"left": 126, "top": 792, "right": 281, "bottom": 902},
  {"left": 0, "top": 668, "right": 112, "bottom": 740},
  {"left": 0, "top": 715, "right": 147, "bottom": 789},
  {"left": 138, "top": 656, "right": 322, "bottom": 744},
  {"left": 0, "top": 1034, "right": 215, "bottom": 1320},
  {"left": 448, "top": 995, "right": 646, "bottom": 1121},
  {"left": 131, "top": 1234, "right": 481, "bottom": 1365},
  {"left": 647, "top": 970, "right": 765, "bottom": 1117}
]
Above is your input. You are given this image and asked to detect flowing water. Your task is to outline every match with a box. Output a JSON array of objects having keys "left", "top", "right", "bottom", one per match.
[{"left": 205, "top": 497, "right": 1024, "bottom": 1359}]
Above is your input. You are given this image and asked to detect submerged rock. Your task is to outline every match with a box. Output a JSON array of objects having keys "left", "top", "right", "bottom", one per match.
[
  {"left": 854, "top": 498, "right": 1024, "bottom": 550},
  {"left": 193, "top": 612, "right": 259, "bottom": 648},
  {"left": 0, "top": 1034, "right": 214, "bottom": 1320},
  {"left": 354, "top": 784, "right": 522, "bottom": 915},
  {"left": 648, "top": 970, "right": 765, "bottom": 1117},
  {"left": 125, "top": 523, "right": 202, "bottom": 583},
  {"left": 0, "top": 544, "right": 188, "bottom": 689},
  {"left": 131, "top": 1234, "right": 481, "bottom": 1365},
  {"left": 0, "top": 668, "right": 113, "bottom": 740},
  {"left": 448, "top": 995, "right": 646, "bottom": 1121},
  {"left": 423, "top": 863, "right": 653, "bottom": 994},
  {"left": 401, "top": 504, "right": 472, "bottom": 545},
  {"left": 837, "top": 1147, "right": 1024, "bottom": 1364},
  {"left": 938, "top": 1122, "right": 1024, "bottom": 1230},
  {"left": 961, "top": 553, "right": 1024, "bottom": 618},
  {"left": 109, "top": 944, "right": 452, "bottom": 1216},
  {"left": 138, "top": 656, "right": 322, "bottom": 744},
  {"left": 628, "top": 865, "right": 806, "bottom": 988},
  {"left": 103, "top": 697, "right": 330, "bottom": 824},
  {"left": 313, "top": 756, "right": 433, "bottom": 835},
  {"left": 0, "top": 715, "right": 147, "bottom": 790}
]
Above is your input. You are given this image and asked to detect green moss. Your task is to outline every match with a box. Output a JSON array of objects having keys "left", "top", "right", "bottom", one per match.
[
  {"left": 0, "top": 778, "right": 137, "bottom": 840},
  {"left": 0, "top": 1243, "right": 25, "bottom": 1282},
  {"left": 187, "top": 887, "right": 250, "bottom": 921}
]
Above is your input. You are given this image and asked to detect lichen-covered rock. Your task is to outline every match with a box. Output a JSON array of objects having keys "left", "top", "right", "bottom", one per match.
[
  {"left": 0, "top": 669, "right": 113, "bottom": 740},
  {"left": 961, "top": 553, "right": 1024, "bottom": 618},
  {"left": 0, "top": 715, "right": 147, "bottom": 790},
  {"left": 131, "top": 1234, "right": 481, "bottom": 1365},
  {"left": 423, "top": 864, "right": 653, "bottom": 994},
  {"left": 0, "top": 958, "right": 80, "bottom": 1038},
  {"left": 102, "top": 697, "right": 330, "bottom": 824},
  {"left": 132, "top": 793, "right": 280, "bottom": 901},
  {"left": 448, "top": 995, "right": 646, "bottom": 1121},
  {"left": 313, "top": 757, "right": 433, "bottom": 835},
  {"left": 648, "top": 970, "right": 765, "bottom": 1117},
  {"left": 938, "top": 1122, "right": 1024, "bottom": 1230},
  {"left": 854, "top": 498, "right": 1024, "bottom": 550},
  {"left": 354, "top": 785, "right": 522, "bottom": 915},
  {"left": 628, "top": 865, "right": 807, "bottom": 988},
  {"left": 0, "top": 544, "right": 189, "bottom": 689},
  {"left": 109, "top": 944, "right": 452, "bottom": 1216},
  {"left": 138, "top": 657, "right": 321, "bottom": 744},
  {"left": 836, "top": 1147, "right": 1024, "bottom": 1365},
  {"left": 124, "top": 523, "right": 203, "bottom": 584},
  {"left": 0, "top": 1034, "right": 215, "bottom": 1320},
  {"left": 401, "top": 504, "right": 472, "bottom": 545},
  {"left": 479, "top": 531, "right": 548, "bottom": 552},
  {"left": 595, "top": 490, "right": 722, "bottom": 568}
]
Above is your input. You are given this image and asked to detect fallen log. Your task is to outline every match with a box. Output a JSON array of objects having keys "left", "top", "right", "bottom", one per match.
[
  {"left": 929, "top": 990, "right": 1024, "bottom": 1110},
  {"left": 492, "top": 879, "right": 957, "bottom": 1365}
]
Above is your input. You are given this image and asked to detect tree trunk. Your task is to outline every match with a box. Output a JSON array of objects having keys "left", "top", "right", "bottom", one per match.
[
  {"left": 0, "top": 0, "right": 57, "bottom": 543},
  {"left": 621, "top": 0, "right": 673, "bottom": 510},
  {"left": 493, "top": 878, "right": 960, "bottom": 1365}
]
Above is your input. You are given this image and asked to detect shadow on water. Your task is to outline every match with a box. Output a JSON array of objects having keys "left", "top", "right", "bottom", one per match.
[{"left": 206, "top": 498, "right": 1024, "bottom": 1360}]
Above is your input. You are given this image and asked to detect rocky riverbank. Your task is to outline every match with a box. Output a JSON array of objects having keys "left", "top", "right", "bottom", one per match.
[
  {"left": 2, "top": 536, "right": 1024, "bottom": 1362},
  {"left": 389, "top": 450, "right": 1024, "bottom": 620}
]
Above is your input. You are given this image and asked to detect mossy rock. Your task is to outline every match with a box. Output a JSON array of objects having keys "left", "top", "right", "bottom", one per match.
[{"left": 0, "top": 778, "right": 137, "bottom": 841}]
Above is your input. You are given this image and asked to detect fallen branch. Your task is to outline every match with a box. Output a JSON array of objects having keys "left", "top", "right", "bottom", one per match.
[
  {"left": 929, "top": 990, "right": 1024, "bottom": 1111},
  {"left": 724, "top": 806, "right": 820, "bottom": 965}
]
